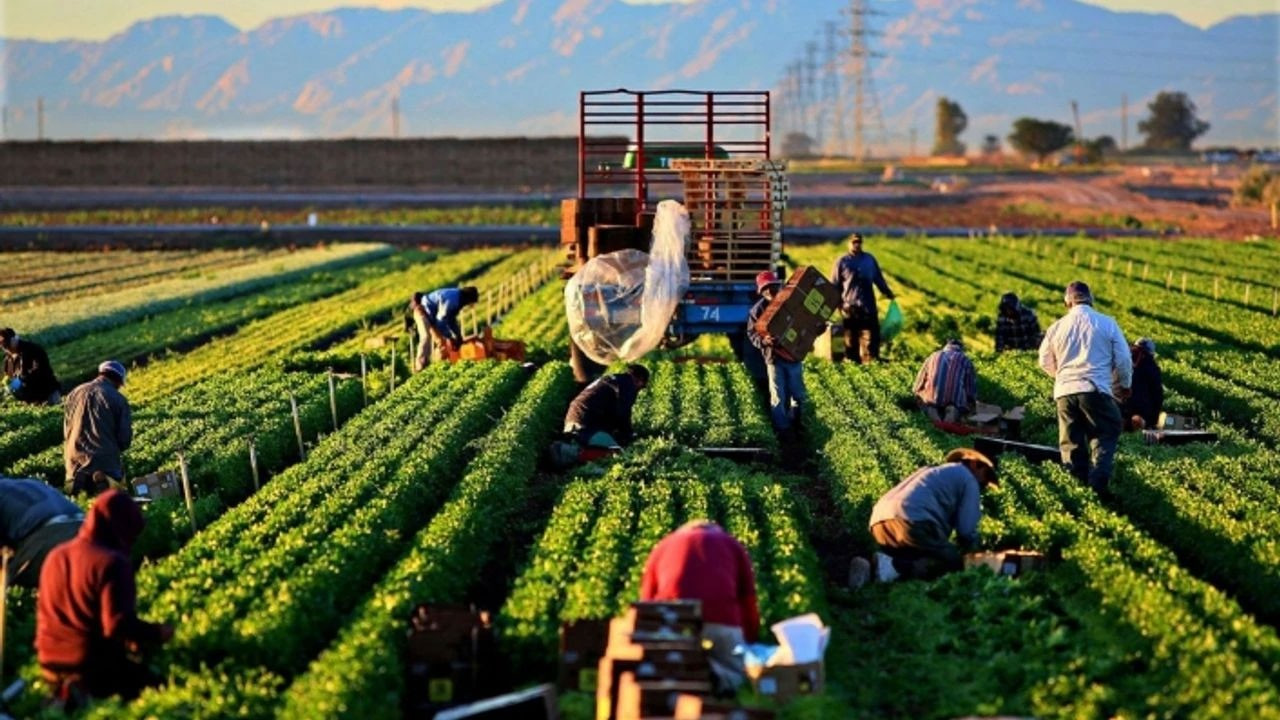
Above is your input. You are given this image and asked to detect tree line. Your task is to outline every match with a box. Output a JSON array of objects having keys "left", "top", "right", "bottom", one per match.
[{"left": 933, "top": 90, "right": 1211, "bottom": 164}]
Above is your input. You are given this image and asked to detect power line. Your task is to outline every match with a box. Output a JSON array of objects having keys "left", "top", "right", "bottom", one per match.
[{"left": 875, "top": 53, "right": 1275, "bottom": 84}]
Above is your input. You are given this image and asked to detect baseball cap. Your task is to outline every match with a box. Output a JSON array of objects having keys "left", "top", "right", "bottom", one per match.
[
  {"left": 755, "top": 270, "right": 781, "bottom": 294},
  {"left": 98, "top": 360, "right": 127, "bottom": 385}
]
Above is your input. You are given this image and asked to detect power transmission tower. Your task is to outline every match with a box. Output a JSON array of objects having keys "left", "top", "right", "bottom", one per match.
[
  {"left": 820, "top": 21, "right": 842, "bottom": 154},
  {"left": 803, "top": 40, "right": 819, "bottom": 143},
  {"left": 844, "top": 0, "right": 883, "bottom": 161}
]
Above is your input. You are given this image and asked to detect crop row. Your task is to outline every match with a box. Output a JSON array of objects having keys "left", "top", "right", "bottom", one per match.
[
  {"left": 497, "top": 439, "right": 827, "bottom": 670},
  {"left": 10, "top": 367, "right": 364, "bottom": 556},
  {"left": 275, "top": 362, "right": 577, "bottom": 719},
  {"left": 120, "top": 248, "right": 503, "bottom": 402},
  {"left": 494, "top": 278, "right": 569, "bottom": 360},
  {"left": 10, "top": 243, "right": 393, "bottom": 346},
  {"left": 632, "top": 360, "right": 776, "bottom": 449},
  {"left": 4, "top": 248, "right": 285, "bottom": 308},
  {"left": 43, "top": 252, "right": 419, "bottom": 388},
  {"left": 63, "top": 361, "right": 549, "bottom": 720},
  {"left": 805, "top": 360, "right": 1280, "bottom": 717}
]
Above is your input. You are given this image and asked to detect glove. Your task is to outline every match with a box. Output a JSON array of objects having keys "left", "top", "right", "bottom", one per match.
[{"left": 6, "top": 377, "right": 21, "bottom": 394}]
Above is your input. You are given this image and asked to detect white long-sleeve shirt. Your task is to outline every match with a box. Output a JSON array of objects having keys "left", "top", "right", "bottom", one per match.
[{"left": 1038, "top": 304, "right": 1133, "bottom": 399}]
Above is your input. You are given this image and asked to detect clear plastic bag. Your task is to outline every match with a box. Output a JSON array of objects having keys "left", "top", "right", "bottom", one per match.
[{"left": 565, "top": 200, "right": 691, "bottom": 365}]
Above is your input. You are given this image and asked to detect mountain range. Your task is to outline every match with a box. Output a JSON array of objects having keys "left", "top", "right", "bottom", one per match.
[{"left": 0, "top": 0, "right": 1275, "bottom": 150}]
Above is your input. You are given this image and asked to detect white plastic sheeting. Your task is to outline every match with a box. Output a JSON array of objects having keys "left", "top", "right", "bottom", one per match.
[{"left": 565, "top": 199, "right": 691, "bottom": 365}]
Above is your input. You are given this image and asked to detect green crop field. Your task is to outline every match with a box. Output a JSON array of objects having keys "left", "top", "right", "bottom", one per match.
[{"left": 3, "top": 235, "right": 1280, "bottom": 719}]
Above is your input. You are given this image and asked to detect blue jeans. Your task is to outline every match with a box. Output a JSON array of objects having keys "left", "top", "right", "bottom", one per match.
[{"left": 766, "top": 360, "right": 807, "bottom": 431}]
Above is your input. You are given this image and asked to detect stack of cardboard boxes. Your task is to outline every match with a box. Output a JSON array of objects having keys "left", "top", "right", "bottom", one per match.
[{"left": 593, "top": 601, "right": 714, "bottom": 720}]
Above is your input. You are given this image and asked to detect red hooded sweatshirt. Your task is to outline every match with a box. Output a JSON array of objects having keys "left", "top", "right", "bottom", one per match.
[
  {"left": 36, "top": 489, "right": 164, "bottom": 673},
  {"left": 640, "top": 522, "right": 760, "bottom": 641}
]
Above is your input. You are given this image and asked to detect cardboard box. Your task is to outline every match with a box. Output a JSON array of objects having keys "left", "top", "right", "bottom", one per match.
[
  {"left": 616, "top": 672, "right": 714, "bottom": 720},
  {"left": 1157, "top": 412, "right": 1198, "bottom": 430},
  {"left": 965, "top": 403, "right": 1026, "bottom": 439},
  {"left": 403, "top": 605, "right": 496, "bottom": 718},
  {"left": 130, "top": 470, "right": 181, "bottom": 501},
  {"left": 674, "top": 695, "right": 776, "bottom": 720},
  {"left": 754, "top": 266, "right": 841, "bottom": 362},
  {"left": 560, "top": 619, "right": 610, "bottom": 692},
  {"left": 747, "top": 660, "right": 824, "bottom": 703},
  {"left": 963, "top": 550, "right": 1047, "bottom": 577}
]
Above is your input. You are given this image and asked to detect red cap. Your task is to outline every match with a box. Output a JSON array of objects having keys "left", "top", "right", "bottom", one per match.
[{"left": 756, "top": 270, "right": 780, "bottom": 294}]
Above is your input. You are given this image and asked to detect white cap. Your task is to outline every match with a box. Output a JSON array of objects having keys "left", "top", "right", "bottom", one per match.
[{"left": 98, "top": 360, "right": 127, "bottom": 385}]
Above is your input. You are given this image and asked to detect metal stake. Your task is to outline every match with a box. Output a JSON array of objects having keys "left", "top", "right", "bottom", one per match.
[
  {"left": 360, "top": 354, "right": 368, "bottom": 406},
  {"left": 389, "top": 345, "right": 397, "bottom": 393},
  {"left": 290, "top": 392, "right": 306, "bottom": 460},
  {"left": 328, "top": 370, "right": 339, "bottom": 431},
  {"left": 1, "top": 548, "right": 10, "bottom": 685},
  {"left": 178, "top": 451, "right": 197, "bottom": 534},
  {"left": 249, "top": 438, "right": 260, "bottom": 492}
]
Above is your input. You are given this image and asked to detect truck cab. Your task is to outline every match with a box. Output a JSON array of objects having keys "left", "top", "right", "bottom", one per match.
[{"left": 561, "top": 89, "right": 788, "bottom": 381}]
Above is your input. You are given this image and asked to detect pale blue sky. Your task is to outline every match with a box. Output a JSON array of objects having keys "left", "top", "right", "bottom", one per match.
[{"left": 2, "top": 0, "right": 1276, "bottom": 41}]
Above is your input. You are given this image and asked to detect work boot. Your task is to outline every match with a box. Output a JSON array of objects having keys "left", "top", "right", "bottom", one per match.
[{"left": 848, "top": 557, "right": 871, "bottom": 590}]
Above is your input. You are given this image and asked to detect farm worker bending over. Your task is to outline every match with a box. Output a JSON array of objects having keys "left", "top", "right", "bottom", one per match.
[
  {"left": 1039, "top": 281, "right": 1132, "bottom": 496},
  {"left": 2, "top": 327, "right": 61, "bottom": 405},
  {"left": 830, "top": 233, "right": 895, "bottom": 363},
  {"left": 859, "top": 448, "right": 998, "bottom": 585},
  {"left": 408, "top": 286, "right": 479, "bottom": 371},
  {"left": 993, "top": 293, "right": 1042, "bottom": 352},
  {"left": 64, "top": 361, "right": 132, "bottom": 497},
  {"left": 641, "top": 521, "right": 759, "bottom": 693},
  {"left": 562, "top": 364, "right": 649, "bottom": 450},
  {"left": 913, "top": 338, "right": 977, "bottom": 424},
  {"left": 37, "top": 489, "right": 174, "bottom": 711},
  {"left": 0, "top": 477, "right": 84, "bottom": 588},
  {"left": 748, "top": 270, "right": 807, "bottom": 440},
  {"left": 1119, "top": 337, "right": 1163, "bottom": 431}
]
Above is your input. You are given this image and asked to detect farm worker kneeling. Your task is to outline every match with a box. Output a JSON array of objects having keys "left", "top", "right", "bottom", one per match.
[
  {"left": 747, "top": 270, "right": 807, "bottom": 440},
  {"left": 37, "top": 489, "right": 174, "bottom": 711},
  {"left": 2, "top": 327, "right": 62, "bottom": 405},
  {"left": 63, "top": 361, "right": 132, "bottom": 497},
  {"left": 913, "top": 338, "right": 977, "bottom": 424},
  {"left": 408, "top": 286, "right": 479, "bottom": 372},
  {"left": 641, "top": 521, "right": 759, "bottom": 693},
  {"left": 0, "top": 476, "right": 84, "bottom": 588},
  {"left": 1039, "top": 281, "right": 1132, "bottom": 496},
  {"left": 1119, "top": 337, "right": 1163, "bottom": 431},
  {"left": 993, "top": 293, "right": 1042, "bottom": 352},
  {"left": 830, "top": 232, "right": 895, "bottom": 363},
  {"left": 561, "top": 364, "right": 649, "bottom": 452},
  {"left": 856, "top": 448, "right": 998, "bottom": 586}
]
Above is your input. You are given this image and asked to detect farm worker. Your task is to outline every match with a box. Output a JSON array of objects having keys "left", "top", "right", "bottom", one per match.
[
  {"left": 63, "top": 361, "right": 133, "bottom": 496},
  {"left": 0, "top": 477, "right": 84, "bottom": 588},
  {"left": 1119, "top": 337, "right": 1163, "bottom": 431},
  {"left": 858, "top": 448, "right": 999, "bottom": 585},
  {"left": 408, "top": 286, "right": 479, "bottom": 372},
  {"left": 640, "top": 520, "right": 759, "bottom": 693},
  {"left": 36, "top": 489, "right": 174, "bottom": 711},
  {"left": 1038, "top": 281, "right": 1132, "bottom": 496},
  {"left": 562, "top": 364, "right": 649, "bottom": 450},
  {"left": 1, "top": 327, "right": 61, "bottom": 405},
  {"left": 830, "top": 232, "right": 895, "bottom": 363},
  {"left": 993, "top": 293, "right": 1042, "bottom": 352},
  {"left": 913, "top": 338, "right": 977, "bottom": 424},
  {"left": 747, "top": 270, "right": 807, "bottom": 439}
]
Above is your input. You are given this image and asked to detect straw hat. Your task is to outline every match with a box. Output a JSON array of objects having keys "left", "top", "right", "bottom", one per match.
[{"left": 945, "top": 448, "right": 998, "bottom": 486}]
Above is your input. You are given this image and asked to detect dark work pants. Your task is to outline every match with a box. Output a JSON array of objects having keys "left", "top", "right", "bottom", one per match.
[
  {"left": 1056, "top": 391, "right": 1122, "bottom": 493},
  {"left": 870, "top": 518, "right": 963, "bottom": 580},
  {"left": 842, "top": 313, "right": 880, "bottom": 363}
]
